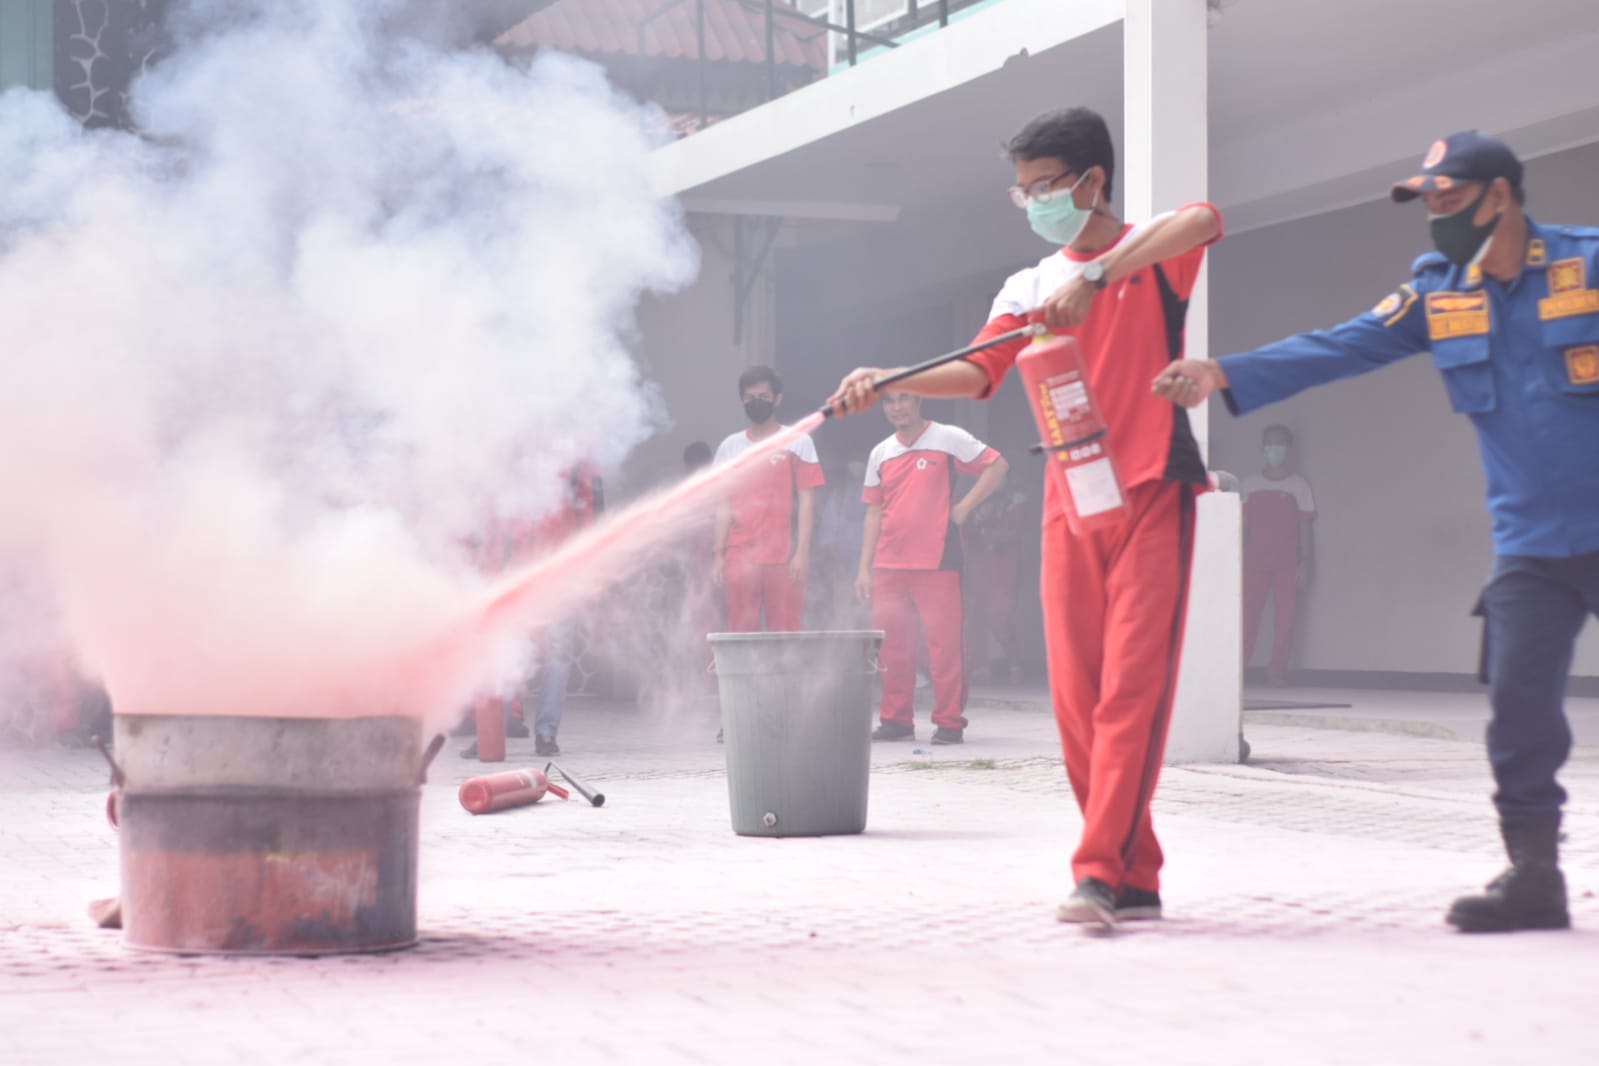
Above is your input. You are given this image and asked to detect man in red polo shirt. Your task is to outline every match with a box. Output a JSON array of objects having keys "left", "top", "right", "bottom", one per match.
[
  {"left": 858, "top": 391, "right": 1008, "bottom": 744},
  {"left": 829, "top": 108, "right": 1222, "bottom": 927},
  {"left": 713, "top": 366, "right": 825, "bottom": 631}
]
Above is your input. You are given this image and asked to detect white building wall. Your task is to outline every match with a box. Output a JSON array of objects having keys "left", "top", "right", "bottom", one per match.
[
  {"left": 1208, "top": 140, "right": 1599, "bottom": 678},
  {"left": 622, "top": 215, "right": 780, "bottom": 499}
]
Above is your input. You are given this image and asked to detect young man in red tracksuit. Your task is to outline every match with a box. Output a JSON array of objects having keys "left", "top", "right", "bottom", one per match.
[
  {"left": 830, "top": 108, "right": 1222, "bottom": 927},
  {"left": 858, "top": 390, "right": 1009, "bottom": 745},
  {"left": 713, "top": 366, "right": 825, "bottom": 631}
]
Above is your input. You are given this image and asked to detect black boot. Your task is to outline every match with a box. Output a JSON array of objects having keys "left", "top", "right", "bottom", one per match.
[{"left": 1447, "top": 820, "right": 1570, "bottom": 933}]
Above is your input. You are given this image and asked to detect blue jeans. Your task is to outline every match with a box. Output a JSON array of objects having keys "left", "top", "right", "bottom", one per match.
[
  {"left": 527, "top": 621, "right": 575, "bottom": 740},
  {"left": 1477, "top": 550, "right": 1599, "bottom": 826}
]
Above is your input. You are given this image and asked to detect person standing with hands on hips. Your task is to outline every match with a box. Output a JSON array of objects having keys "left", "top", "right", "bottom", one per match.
[
  {"left": 856, "top": 390, "right": 1008, "bottom": 745},
  {"left": 830, "top": 108, "right": 1222, "bottom": 927},
  {"left": 1155, "top": 130, "right": 1599, "bottom": 934}
]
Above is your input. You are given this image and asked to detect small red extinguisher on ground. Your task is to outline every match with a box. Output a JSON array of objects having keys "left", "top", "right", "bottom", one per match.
[
  {"left": 459, "top": 768, "right": 569, "bottom": 815},
  {"left": 1017, "top": 331, "right": 1127, "bottom": 534}
]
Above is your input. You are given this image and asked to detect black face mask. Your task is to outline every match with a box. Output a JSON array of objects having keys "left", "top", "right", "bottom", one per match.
[
  {"left": 1429, "top": 184, "right": 1501, "bottom": 267},
  {"left": 743, "top": 397, "right": 775, "bottom": 423}
]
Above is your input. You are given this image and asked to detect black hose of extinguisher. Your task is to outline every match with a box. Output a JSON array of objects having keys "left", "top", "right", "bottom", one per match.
[
  {"left": 1028, "top": 427, "right": 1109, "bottom": 455},
  {"left": 819, "top": 323, "right": 1045, "bottom": 418},
  {"left": 549, "top": 762, "right": 605, "bottom": 807}
]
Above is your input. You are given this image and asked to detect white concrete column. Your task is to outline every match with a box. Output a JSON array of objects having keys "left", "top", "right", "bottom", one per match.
[
  {"left": 1123, "top": 0, "right": 1211, "bottom": 459},
  {"left": 1125, "top": 1, "right": 1241, "bottom": 764}
]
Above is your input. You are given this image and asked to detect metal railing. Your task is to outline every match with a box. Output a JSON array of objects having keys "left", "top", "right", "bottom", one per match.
[{"left": 640, "top": 0, "right": 986, "bottom": 134}]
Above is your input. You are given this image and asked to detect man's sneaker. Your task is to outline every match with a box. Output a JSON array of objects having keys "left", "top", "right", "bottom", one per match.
[
  {"left": 1115, "top": 886, "right": 1163, "bottom": 921},
  {"left": 534, "top": 735, "right": 560, "bottom": 757},
  {"left": 459, "top": 742, "right": 479, "bottom": 759},
  {"left": 931, "top": 726, "right": 964, "bottom": 745},
  {"left": 506, "top": 719, "right": 530, "bottom": 739},
  {"left": 871, "top": 721, "right": 915, "bottom": 742},
  {"left": 1056, "top": 877, "right": 1117, "bottom": 927}
]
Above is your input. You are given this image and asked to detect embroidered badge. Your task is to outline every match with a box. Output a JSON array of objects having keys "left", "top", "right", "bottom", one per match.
[
  {"left": 1539, "top": 260, "right": 1599, "bottom": 320},
  {"left": 1425, "top": 291, "right": 1489, "bottom": 340},
  {"left": 1371, "top": 284, "right": 1417, "bottom": 326},
  {"left": 1549, "top": 258, "right": 1586, "bottom": 293},
  {"left": 1568, "top": 346, "right": 1599, "bottom": 386}
]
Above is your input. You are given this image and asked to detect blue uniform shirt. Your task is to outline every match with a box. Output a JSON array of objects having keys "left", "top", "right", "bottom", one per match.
[{"left": 1219, "top": 218, "right": 1599, "bottom": 559}]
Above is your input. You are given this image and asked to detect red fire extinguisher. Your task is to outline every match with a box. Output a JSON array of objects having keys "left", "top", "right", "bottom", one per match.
[
  {"left": 459, "top": 767, "right": 569, "bottom": 815},
  {"left": 1017, "top": 331, "right": 1127, "bottom": 534}
]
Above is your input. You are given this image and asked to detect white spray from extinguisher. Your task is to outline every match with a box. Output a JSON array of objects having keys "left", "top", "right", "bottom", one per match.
[{"left": 1016, "top": 331, "right": 1127, "bottom": 534}]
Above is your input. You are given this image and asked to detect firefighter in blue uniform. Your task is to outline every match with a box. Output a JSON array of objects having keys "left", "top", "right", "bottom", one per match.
[{"left": 1154, "top": 131, "right": 1599, "bottom": 933}]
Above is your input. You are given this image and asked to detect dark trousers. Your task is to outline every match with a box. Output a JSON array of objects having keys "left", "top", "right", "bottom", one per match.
[{"left": 1477, "top": 550, "right": 1599, "bottom": 827}]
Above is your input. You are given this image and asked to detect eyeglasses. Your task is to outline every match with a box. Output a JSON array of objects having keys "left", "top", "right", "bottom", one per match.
[{"left": 1008, "top": 170, "right": 1077, "bottom": 209}]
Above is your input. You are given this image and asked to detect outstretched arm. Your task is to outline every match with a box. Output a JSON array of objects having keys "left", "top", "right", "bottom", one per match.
[{"left": 1154, "top": 281, "right": 1432, "bottom": 414}]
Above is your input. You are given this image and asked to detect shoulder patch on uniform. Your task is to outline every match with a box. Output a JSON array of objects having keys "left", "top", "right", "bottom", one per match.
[{"left": 1370, "top": 283, "right": 1418, "bottom": 326}]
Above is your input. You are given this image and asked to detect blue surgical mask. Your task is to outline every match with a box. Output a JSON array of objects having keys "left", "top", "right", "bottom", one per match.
[
  {"left": 1263, "top": 445, "right": 1288, "bottom": 467},
  {"left": 1026, "top": 173, "right": 1093, "bottom": 245}
]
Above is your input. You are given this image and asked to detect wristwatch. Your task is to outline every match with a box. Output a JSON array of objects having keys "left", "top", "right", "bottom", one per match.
[{"left": 1082, "top": 260, "right": 1108, "bottom": 290}]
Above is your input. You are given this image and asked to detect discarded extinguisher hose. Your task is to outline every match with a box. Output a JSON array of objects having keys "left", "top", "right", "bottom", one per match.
[{"left": 549, "top": 762, "right": 605, "bottom": 807}]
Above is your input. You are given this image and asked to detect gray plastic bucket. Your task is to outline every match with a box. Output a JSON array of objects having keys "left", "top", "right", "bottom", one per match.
[{"left": 709, "top": 629, "right": 883, "bottom": 837}]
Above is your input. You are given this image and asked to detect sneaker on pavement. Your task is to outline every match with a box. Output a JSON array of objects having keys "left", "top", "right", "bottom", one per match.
[
  {"left": 459, "top": 742, "right": 479, "bottom": 759},
  {"left": 1056, "top": 877, "right": 1117, "bottom": 927},
  {"left": 534, "top": 735, "right": 560, "bottom": 757},
  {"left": 871, "top": 721, "right": 915, "bottom": 742},
  {"left": 931, "top": 726, "right": 964, "bottom": 745},
  {"left": 506, "top": 719, "right": 530, "bottom": 739},
  {"left": 1115, "top": 886, "right": 1163, "bottom": 921}
]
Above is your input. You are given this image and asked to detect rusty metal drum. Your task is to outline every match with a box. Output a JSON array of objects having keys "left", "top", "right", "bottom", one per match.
[{"left": 112, "top": 713, "right": 438, "bottom": 956}]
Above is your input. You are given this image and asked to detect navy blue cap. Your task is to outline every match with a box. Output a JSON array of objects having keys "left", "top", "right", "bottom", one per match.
[{"left": 1390, "top": 131, "right": 1523, "bottom": 202}]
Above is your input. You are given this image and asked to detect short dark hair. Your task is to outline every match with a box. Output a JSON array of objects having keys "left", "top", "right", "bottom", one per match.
[
  {"left": 682, "top": 441, "right": 712, "bottom": 470},
  {"left": 1006, "top": 108, "right": 1116, "bottom": 202},
  {"left": 1262, "top": 424, "right": 1294, "bottom": 445},
  {"left": 738, "top": 366, "right": 782, "bottom": 396}
]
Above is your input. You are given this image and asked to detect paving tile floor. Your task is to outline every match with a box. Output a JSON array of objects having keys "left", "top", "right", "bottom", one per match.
[{"left": 2, "top": 692, "right": 1595, "bottom": 1065}]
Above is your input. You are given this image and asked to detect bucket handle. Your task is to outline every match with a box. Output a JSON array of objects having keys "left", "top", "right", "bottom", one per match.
[{"left": 417, "top": 733, "right": 446, "bottom": 785}]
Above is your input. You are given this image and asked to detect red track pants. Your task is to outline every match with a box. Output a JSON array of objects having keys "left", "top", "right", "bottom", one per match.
[
  {"left": 724, "top": 560, "right": 805, "bottom": 632},
  {"left": 872, "top": 568, "right": 967, "bottom": 730},
  {"left": 1242, "top": 558, "right": 1297, "bottom": 678},
  {"left": 1043, "top": 480, "right": 1195, "bottom": 893}
]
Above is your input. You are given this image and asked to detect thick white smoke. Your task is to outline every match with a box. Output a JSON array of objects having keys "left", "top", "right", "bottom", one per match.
[{"left": 0, "top": 0, "right": 696, "bottom": 729}]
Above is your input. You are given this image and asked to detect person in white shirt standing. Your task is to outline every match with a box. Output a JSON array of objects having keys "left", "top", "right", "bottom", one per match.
[
  {"left": 1239, "top": 424, "right": 1315, "bottom": 687},
  {"left": 858, "top": 391, "right": 1008, "bottom": 744}
]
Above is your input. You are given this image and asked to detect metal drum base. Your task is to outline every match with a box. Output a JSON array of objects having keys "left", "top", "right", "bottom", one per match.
[{"left": 118, "top": 788, "right": 420, "bottom": 956}]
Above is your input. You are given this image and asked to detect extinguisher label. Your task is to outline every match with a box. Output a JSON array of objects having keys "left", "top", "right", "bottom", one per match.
[
  {"left": 1048, "top": 378, "right": 1090, "bottom": 421},
  {"left": 1065, "top": 457, "right": 1124, "bottom": 517}
]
